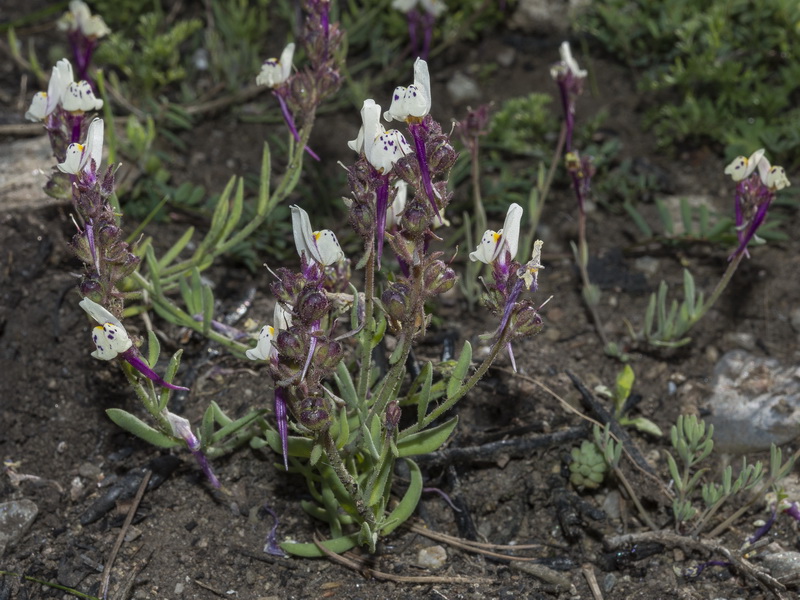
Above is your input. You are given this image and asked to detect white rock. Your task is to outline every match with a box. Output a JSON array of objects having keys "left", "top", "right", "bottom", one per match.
[{"left": 417, "top": 544, "right": 447, "bottom": 569}]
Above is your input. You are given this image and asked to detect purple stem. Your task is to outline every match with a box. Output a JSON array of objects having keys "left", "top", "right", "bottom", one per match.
[
  {"left": 497, "top": 277, "right": 524, "bottom": 340},
  {"left": 421, "top": 11, "right": 435, "bottom": 60},
  {"left": 375, "top": 177, "right": 390, "bottom": 268},
  {"left": 409, "top": 121, "right": 442, "bottom": 222},
  {"left": 556, "top": 79, "right": 575, "bottom": 152},
  {"left": 275, "top": 387, "right": 289, "bottom": 471},
  {"left": 422, "top": 487, "right": 462, "bottom": 512},
  {"left": 730, "top": 194, "right": 771, "bottom": 260},
  {"left": 187, "top": 444, "right": 221, "bottom": 489},
  {"left": 407, "top": 11, "right": 419, "bottom": 55},
  {"left": 70, "top": 113, "right": 84, "bottom": 144},
  {"left": 273, "top": 92, "right": 320, "bottom": 161},
  {"left": 122, "top": 349, "right": 190, "bottom": 391}
]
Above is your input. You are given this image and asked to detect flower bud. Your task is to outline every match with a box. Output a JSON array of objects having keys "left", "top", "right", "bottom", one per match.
[
  {"left": 276, "top": 328, "right": 306, "bottom": 363},
  {"left": 385, "top": 401, "right": 402, "bottom": 432},
  {"left": 512, "top": 305, "right": 544, "bottom": 338},
  {"left": 382, "top": 283, "right": 410, "bottom": 322},
  {"left": 297, "top": 396, "right": 331, "bottom": 431},
  {"left": 348, "top": 199, "right": 374, "bottom": 242},
  {"left": 424, "top": 260, "right": 456, "bottom": 296},
  {"left": 297, "top": 288, "right": 329, "bottom": 324},
  {"left": 79, "top": 277, "right": 103, "bottom": 299},
  {"left": 314, "top": 338, "right": 343, "bottom": 371},
  {"left": 399, "top": 200, "right": 430, "bottom": 237},
  {"left": 428, "top": 138, "right": 457, "bottom": 173},
  {"left": 393, "top": 154, "right": 420, "bottom": 186}
]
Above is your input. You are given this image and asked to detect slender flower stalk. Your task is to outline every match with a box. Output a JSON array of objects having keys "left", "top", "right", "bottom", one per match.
[{"left": 166, "top": 412, "right": 221, "bottom": 488}]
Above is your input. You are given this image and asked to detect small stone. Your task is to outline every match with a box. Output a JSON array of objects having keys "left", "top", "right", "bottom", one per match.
[
  {"left": 417, "top": 545, "right": 447, "bottom": 569},
  {"left": 446, "top": 72, "right": 481, "bottom": 104},
  {"left": 0, "top": 499, "right": 39, "bottom": 556},
  {"left": 602, "top": 490, "right": 622, "bottom": 520},
  {"left": 78, "top": 462, "right": 103, "bottom": 479},
  {"left": 721, "top": 331, "right": 756, "bottom": 351},
  {"left": 760, "top": 551, "right": 800, "bottom": 580},
  {"left": 706, "top": 350, "right": 800, "bottom": 452},
  {"left": 496, "top": 47, "right": 516, "bottom": 68},
  {"left": 124, "top": 526, "right": 142, "bottom": 542},
  {"left": 602, "top": 573, "right": 616, "bottom": 593},
  {"left": 633, "top": 257, "right": 660, "bottom": 278},
  {"left": 174, "top": 582, "right": 185, "bottom": 595},
  {"left": 69, "top": 477, "right": 85, "bottom": 502}
]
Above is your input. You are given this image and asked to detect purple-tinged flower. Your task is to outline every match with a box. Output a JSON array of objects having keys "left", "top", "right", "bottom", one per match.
[
  {"left": 518, "top": 240, "right": 544, "bottom": 291},
  {"left": 782, "top": 500, "right": 800, "bottom": 522},
  {"left": 274, "top": 387, "right": 290, "bottom": 471},
  {"left": 724, "top": 149, "right": 791, "bottom": 259},
  {"left": 383, "top": 59, "right": 443, "bottom": 222},
  {"left": 469, "top": 202, "right": 522, "bottom": 266},
  {"left": 256, "top": 43, "right": 295, "bottom": 88},
  {"left": 58, "top": 117, "right": 103, "bottom": 175},
  {"left": 165, "top": 412, "right": 221, "bottom": 489},
  {"left": 79, "top": 297, "right": 189, "bottom": 391},
  {"left": 684, "top": 560, "right": 731, "bottom": 578},
  {"left": 61, "top": 80, "right": 103, "bottom": 113},
  {"left": 291, "top": 205, "right": 345, "bottom": 267},
  {"left": 246, "top": 303, "right": 293, "bottom": 361},
  {"left": 260, "top": 503, "right": 287, "bottom": 556},
  {"left": 551, "top": 41, "right": 586, "bottom": 153},
  {"left": 59, "top": 1, "right": 111, "bottom": 40},
  {"left": 386, "top": 180, "right": 408, "bottom": 230},
  {"left": 391, "top": 1, "right": 445, "bottom": 60},
  {"left": 25, "top": 59, "right": 74, "bottom": 122}
]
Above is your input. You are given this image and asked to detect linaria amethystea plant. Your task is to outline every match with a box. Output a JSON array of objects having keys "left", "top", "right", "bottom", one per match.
[{"left": 58, "top": 0, "right": 110, "bottom": 83}]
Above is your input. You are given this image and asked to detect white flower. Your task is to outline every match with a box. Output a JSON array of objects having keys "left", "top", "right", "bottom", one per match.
[
  {"left": 358, "top": 99, "right": 412, "bottom": 173},
  {"left": 291, "top": 205, "right": 345, "bottom": 266},
  {"left": 469, "top": 203, "right": 523, "bottom": 264},
  {"left": 256, "top": 43, "right": 295, "bottom": 88},
  {"left": 386, "top": 180, "right": 407, "bottom": 230},
  {"left": 246, "top": 303, "right": 292, "bottom": 361},
  {"left": 724, "top": 149, "right": 790, "bottom": 190},
  {"left": 518, "top": 240, "right": 544, "bottom": 290},
  {"left": 764, "top": 165, "right": 790, "bottom": 190},
  {"left": 550, "top": 41, "right": 587, "bottom": 80},
  {"left": 384, "top": 58, "right": 432, "bottom": 123},
  {"left": 391, "top": 0, "right": 446, "bottom": 17},
  {"left": 79, "top": 297, "right": 132, "bottom": 360},
  {"left": 724, "top": 148, "right": 765, "bottom": 182},
  {"left": 59, "top": 0, "right": 111, "bottom": 38},
  {"left": 61, "top": 80, "right": 103, "bottom": 112},
  {"left": 24, "top": 59, "right": 74, "bottom": 121},
  {"left": 57, "top": 117, "right": 104, "bottom": 174}
]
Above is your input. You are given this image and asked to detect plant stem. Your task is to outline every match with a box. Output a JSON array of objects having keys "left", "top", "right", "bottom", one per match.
[
  {"left": 355, "top": 246, "right": 375, "bottom": 404},
  {"left": 399, "top": 334, "right": 505, "bottom": 439},
  {"left": 689, "top": 252, "right": 745, "bottom": 327},
  {"left": 320, "top": 429, "right": 376, "bottom": 531}
]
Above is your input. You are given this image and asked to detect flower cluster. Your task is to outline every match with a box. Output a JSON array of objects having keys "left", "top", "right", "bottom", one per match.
[
  {"left": 248, "top": 206, "right": 348, "bottom": 469},
  {"left": 723, "top": 149, "right": 790, "bottom": 259},
  {"left": 470, "top": 203, "right": 546, "bottom": 371},
  {"left": 392, "top": 0, "right": 446, "bottom": 60},
  {"left": 58, "top": 0, "right": 110, "bottom": 83},
  {"left": 256, "top": 0, "right": 344, "bottom": 160},
  {"left": 25, "top": 58, "right": 104, "bottom": 183},
  {"left": 551, "top": 41, "right": 592, "bottom": 213},
  {"left": 347, "top": 58, "right": 456, "bottom": 271}
]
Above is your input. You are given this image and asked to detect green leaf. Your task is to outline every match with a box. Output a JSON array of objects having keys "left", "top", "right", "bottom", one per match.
[
  {"left": 220, "top": 178, "right": 244, "bottom": 243},
  {"left": 416, "top": 362, "right": 433, "bottom": 424},
  {"left": 257, "top": 142, "right": 272, "bottom": 215},
  {"left": 683, "top": 269, "right": 696, "bottom": 317},
  {"left": 146, "top": 330, "right": 161, "bottom": 368},
  {"left": 334, "top": 406, "right": 350, "bottom": 450},
  {"left": 106, "top": 409, "right": 178, "bottom": 448},
  {"left": 614, "top": 364, "right": 635, "bottom": 407},
  {"left": 157, "top": 226, "right": 194, "bottom": 270},
  {"left": 201, "top": 403, "right": 215, "bottom": 447},
  {"left": 281, "top": 534, "right": 359, "bottom": 557},
  {"left": 679, "top": 196, "right": 693, "bottom": 235},
  {"left": 625, "top": 416, "right": 663, "bottom": 437},
  {"left": 334, "top": 361, "right": 358, "bottom": 409},
  {"left": 309, "top": 443, "right": 323, "bottom": 466},
  {"left": 264, "top": 430, "right": 313, "bottom": 458},
  {"left": 624, "top": 201, "right": 653, "bottom": 238},
  {"left": 666, "top": 453, "right": 681, "bottom": 489},
  {"left": 158, "top": 349, "right": 183, "bottom": 410},
  {"left": 655, "top": 197, "right": 674, "bottom": 235},
  {"left": 396, "top": 416, "right": 458, "bottom": 456},
  {"left": 381, "top": 459, "right": 422, "bottom": 535},
  {"left": 201, "top": 282, "right": 214, "bottom": 336},
  {"left": 446, "top": 342, "right": 472, "bottom": 400}
]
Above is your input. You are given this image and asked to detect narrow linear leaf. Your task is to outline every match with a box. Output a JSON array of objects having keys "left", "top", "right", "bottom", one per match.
[
  {"left": 257, "top": 142, "right": 272, "bottom": 215},
  {"left": 281, "top": 534, "right": 358, "bottom": 557},
  {"left": 397, "top": 416, "right": 458, "bottom": 456},
  {"left": 446, "top": 341, "right": 472, "bottom": 400},
  {"left": 106, "top": 409, "right": 178, "bottom": 448},
  {"left": 146, "top": 330, "right": 161, "bottom": 368},
  {"left": 382, "top": 459, "right": 422, "bottom": 535},
  {"left": 157, "top": 226, "right": 195, "bottom": 270},
  {"left": 417, "top": 362, "right": 433, "bottom": 424}
]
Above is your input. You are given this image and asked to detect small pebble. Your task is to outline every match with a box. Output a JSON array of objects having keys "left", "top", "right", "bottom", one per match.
[
  {"left": 417, "top": 545, "right": 447, "bottom": 569},
  {"left": 0, "top": 499, "right": 39, "bottom": 556},
  {"left": 760, "top": 551, "right": 800, "bottom": 580},
  {"left": 602, "top": 573, "right": 616, "bottom": 593}
]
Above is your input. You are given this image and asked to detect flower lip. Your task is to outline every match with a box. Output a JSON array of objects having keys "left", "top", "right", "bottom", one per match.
[
  {"left": 359, "top": 99, "right": 412, "bottom": 173},
  {"left": 256, "top": 43, "right": 295, "bottom": 88},
  {"left": 80, "top": 296, "right": 123, "bottom": 329},
  {"left": 62, "top": 80, "right": 103, "bottom": 113},
  {"left": 383, "top": 57, "right": 432, "bottom": 123},
  {"left": 290, "top": 205, "right": 344, "bottom": 266},
  {"left": 469, "top": 203, "right": 523, "bottom": 264},
  {"left": 60, "top": 0, "right": 111, "bottom": 38},
  {"left": 58, "top": 117, "right": 104, "bottom": 174},
  {"left": 25, "top": 58, "right": 75, "bottom": 121}
]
